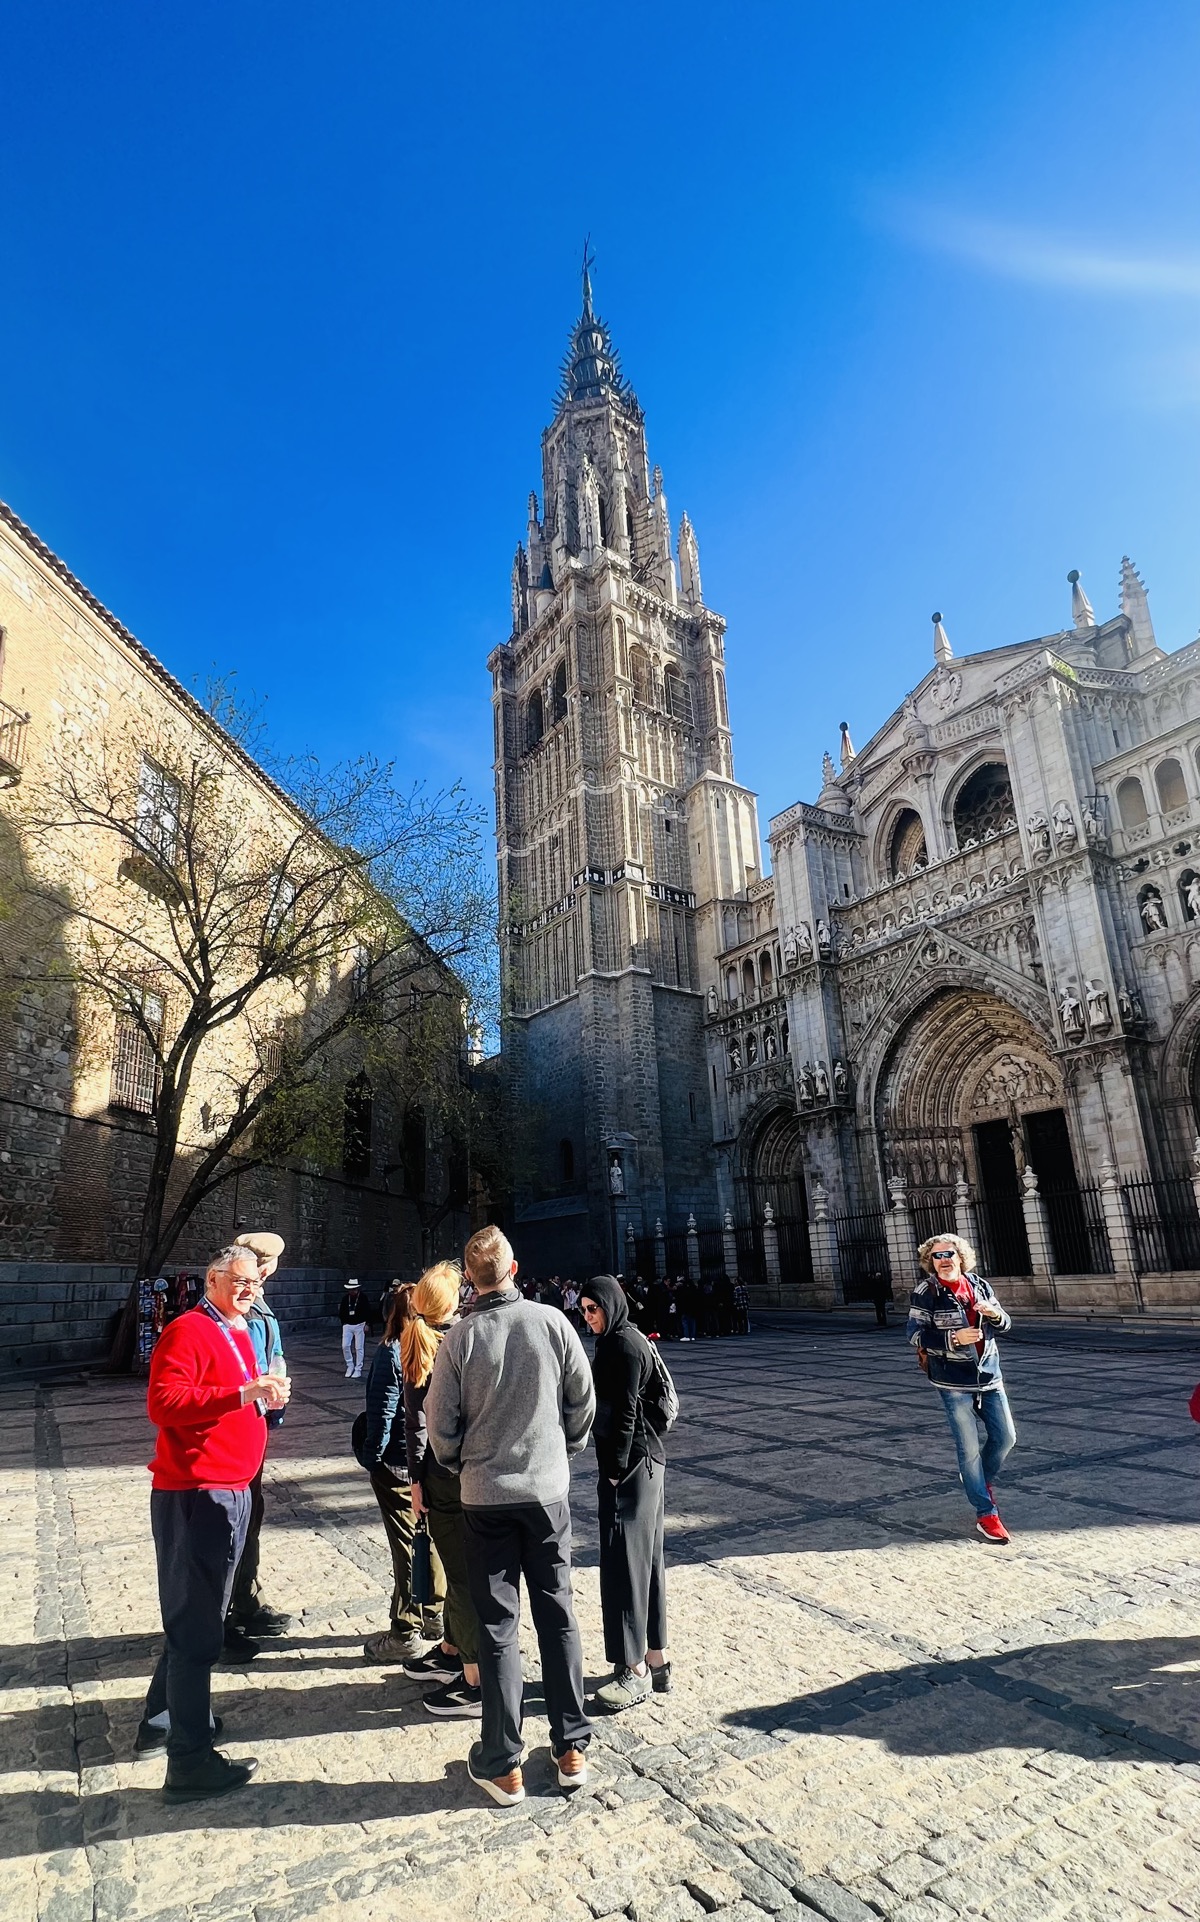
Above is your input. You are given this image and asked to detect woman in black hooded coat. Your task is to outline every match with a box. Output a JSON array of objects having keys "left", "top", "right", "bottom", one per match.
[{"left": 580, "top": 1275, "right": 671, "bottom": 1711}]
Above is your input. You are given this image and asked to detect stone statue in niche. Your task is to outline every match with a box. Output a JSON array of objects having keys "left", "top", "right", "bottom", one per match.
[
  {"left": 1117, "top": 984, "right": 1144, "bottom": 1026},
  {"left": 1085, "top": 980, "right": 1112, "bottom": 1030},
  {"left": 969, "top": 874, "right": 986, "bottom": 899},
  {"left": 763, "top": 1027, "right": 777, "bottom": 1059},
  {"left": 1058, "top": 988, "right": 1084, "bottom": 1037},
  {"left": 706, "top": 985, "right": 719, "bottom": 1016},
  {"left": 1186, "top": 875, "right": 1200, "bottom": 922},
  {"left": 1140, "top": 888, "right": 1167, "bottom": 932},
  {"left": 1027, "top": 812, "right": 1051, "bottom": 857},
  {"left": 728, "top": 1039, "right": 741, "bottom": 1073},
  {"left": 816, "top": 920, "right": 832, "bottom": 957},
  {"left": 1052, "top": 802, "right": 1077, "bottom": 848},
  {"left": 797, "top": 1061, "right": 815, "bottom": 1103},
  {"left": 746, "top": 1031, "right": 759, "bottom": 1065},
  {"left": 814, "top": 1060, "right": 830, "bottom": 1099},
  {"left": 796, "top": 922, "right": 813, "bottom": 960},
  {"left": 783, "top": 925, "right": 799, "bottom": 968},
  {"left": 1082, "top": 799, "right": 1106, "bottom": 845},
  {"left": 833, "top": 1058, "right": 849, "bottom": 1095},
  {"left": 608, "top": 1156, "right": 625, "bottom": 1196}
]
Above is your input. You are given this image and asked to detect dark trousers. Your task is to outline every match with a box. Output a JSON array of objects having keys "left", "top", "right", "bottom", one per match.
[
  {"left": 425, "top": 1461, "right": 479, "bottom": 1662},
  {"left": 597, "top": 1458, "right": 668, "bottom": 1670},
  {"left": 228, "top": 1466, "right": 265, "bottom": 1621},
  {"left": 369, "top": 1469, "right": 446, "bottom": 1638},
  {"left": 145, "top": 1486, "right": 251, "bottom": 1764},
  {"left": 462, "top": 1498, "right": 592, "bottom": 1777}
]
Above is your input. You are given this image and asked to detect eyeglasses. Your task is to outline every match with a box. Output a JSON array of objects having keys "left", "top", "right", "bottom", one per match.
[{"left": 930, "top": 1250, "right": 958, "bottom": 1261}]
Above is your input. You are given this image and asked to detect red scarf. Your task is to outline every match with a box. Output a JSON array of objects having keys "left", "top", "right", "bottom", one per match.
[{"left": 944, "top": 1274, "right": 984, "bottom": 1355}]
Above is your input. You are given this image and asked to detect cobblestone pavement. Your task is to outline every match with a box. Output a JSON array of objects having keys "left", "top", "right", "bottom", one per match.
[{"left": 6, "top": 1319, "right": 1200, "bottom": 1922}]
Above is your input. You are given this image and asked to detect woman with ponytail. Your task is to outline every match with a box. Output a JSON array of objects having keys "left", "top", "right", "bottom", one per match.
[{"left": 399, "top": 1262, "right": 484, "bottom": 1719}]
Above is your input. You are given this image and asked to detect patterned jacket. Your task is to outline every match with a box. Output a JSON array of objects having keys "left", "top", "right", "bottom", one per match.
[{"left": 906, "top": 1273, "right": 1011, "bottom": 1392}]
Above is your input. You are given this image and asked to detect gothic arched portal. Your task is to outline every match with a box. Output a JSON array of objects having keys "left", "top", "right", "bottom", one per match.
[{"left": 734, "top": 1099, "right": 812, "bottom": 1287}]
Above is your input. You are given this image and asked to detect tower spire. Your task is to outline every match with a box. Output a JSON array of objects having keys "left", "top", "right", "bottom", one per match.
[
  {"left": 1119, "top": 556, "right": 1157, "bottom": 657},
  {"left": 581, "top": 235, "right": 595, "bottom": 320},
  {"left": 932, "top": 610, "right": 953, "bottom": 664},
  {"left": 1068, "top": 568, "right": 1096, "bottom": 630},
  {"left": 557, "top": 250, "right": 635, "bottom": 410}
]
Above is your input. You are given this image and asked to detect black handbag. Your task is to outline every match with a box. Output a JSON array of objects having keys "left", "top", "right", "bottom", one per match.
[{"left": 411, "top": 1515, "right": 434, "bottom": 1606}]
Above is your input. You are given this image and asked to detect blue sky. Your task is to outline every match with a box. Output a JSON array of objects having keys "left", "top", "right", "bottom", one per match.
[{"left": 2, "top": 2, "right": 1199, "bottom": 843}]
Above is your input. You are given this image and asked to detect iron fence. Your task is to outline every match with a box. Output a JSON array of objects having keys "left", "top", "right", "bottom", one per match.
[
  {"left": 733, "top": 1175, "right": 814, "bottom": 1288},
  {"left": 831, "top": 1207, "right": 890, "bottom": 1302},
  {"left": 908, "top": 1187, "right": 959, "bottom": 1250},
  {"left": 1042, "top": 1184, "right": 1113, "bottom": 1275},
  {"left": 973, "top": 1194, "right": 1031, "bottom": 1278},
  {"left": 1122, "top": 1173, "right": 1200, "bottom": 1273}
]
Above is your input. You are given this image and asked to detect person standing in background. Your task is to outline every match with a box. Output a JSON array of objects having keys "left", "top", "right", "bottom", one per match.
[
  {"left": 223, "top": 1231, "right": 294, "bottom": 1656},
  {"left": 339, "top": 1277, "right": 372, "bottom": 1378}
]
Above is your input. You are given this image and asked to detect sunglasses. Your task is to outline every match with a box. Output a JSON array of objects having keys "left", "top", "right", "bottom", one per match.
[{"left": 930, "top": 1250, "right": 958, "bottom": 1261}]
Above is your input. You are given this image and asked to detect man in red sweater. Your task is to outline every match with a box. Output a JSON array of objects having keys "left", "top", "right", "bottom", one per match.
[{"left": 138, "top": 1245, "right": 290, "bottom": 1800}]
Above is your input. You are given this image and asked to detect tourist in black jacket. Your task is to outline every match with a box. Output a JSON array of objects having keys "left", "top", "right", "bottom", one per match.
[{"left": 580, "top": 1274, "right": 671, "bottom": 1712}]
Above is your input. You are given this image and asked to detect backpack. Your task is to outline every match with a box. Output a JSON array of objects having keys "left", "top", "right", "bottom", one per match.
[{"left": 641, "top": 1338, "right": 679, "bottom": 1435}]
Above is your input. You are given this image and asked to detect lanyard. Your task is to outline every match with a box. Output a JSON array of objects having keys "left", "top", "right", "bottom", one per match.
[{"left": 198, "top": 1299, "right": 255, "bottom": 1385}]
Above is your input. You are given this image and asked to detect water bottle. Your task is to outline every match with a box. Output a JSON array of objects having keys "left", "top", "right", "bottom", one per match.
[{"left": 267, "top": 1351, "right": 288, "bottom": 1426}]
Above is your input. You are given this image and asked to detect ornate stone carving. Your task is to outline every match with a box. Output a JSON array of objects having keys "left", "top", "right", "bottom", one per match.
[
  {"left": 1085, "top": 980, "right": 1112, "bottom": 1031},
  {"left": 1027, "top": 812, "right": 1051, "bottom": 858},
  {"left": 970, "top": 1053, "right": 1057, "bottom": 1113},
  {"left": 833, "top": 1058, "right": 849, "bottom": 1095},
  {"left": 1139, "top": 886, "right": 1167, "bottom": 932},
  {"left": 816, "top": 920, "right": 832, "bottom": 957},
  {"left": 1058, "top": 988, "right": 1084, "bottom": 1038},
  {"left": 1052, "top": 801, "right": 1077, "bottom": 848}
]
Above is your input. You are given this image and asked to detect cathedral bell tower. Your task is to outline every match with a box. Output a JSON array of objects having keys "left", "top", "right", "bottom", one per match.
[{"left": 489, "top": 256, "right": 762, "bottom": 1274}]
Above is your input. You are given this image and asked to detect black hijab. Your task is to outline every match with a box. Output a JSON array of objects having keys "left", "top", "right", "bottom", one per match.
[{"left": 580, "top": 1273, "right": 629, "bottom": 1340}]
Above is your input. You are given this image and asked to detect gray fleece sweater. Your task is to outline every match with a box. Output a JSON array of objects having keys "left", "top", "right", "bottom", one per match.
[{"left": 425, "top": 1288, "right": 595, "bottom": 1508}]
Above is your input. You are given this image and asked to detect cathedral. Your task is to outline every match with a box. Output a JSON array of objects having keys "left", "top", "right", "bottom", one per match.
[{"left": 490, "top": 267, "right": 1200, "bottom": 1310}]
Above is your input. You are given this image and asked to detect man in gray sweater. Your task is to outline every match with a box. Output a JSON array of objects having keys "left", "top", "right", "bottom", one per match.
[{"left": 426, "top": 1224, "right": 596, "bottom": 1805}]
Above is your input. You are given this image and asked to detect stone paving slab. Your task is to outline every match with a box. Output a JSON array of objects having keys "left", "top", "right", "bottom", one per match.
[{"left": 6, "top": 1324, "right": 1200, "bottom": 1920}]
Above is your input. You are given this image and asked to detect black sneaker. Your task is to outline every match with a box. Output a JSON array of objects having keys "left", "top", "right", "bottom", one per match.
[
  {"left": 649, "top": 1660, "right": 673, "bottom": 1695},
  {"left": 222, "top": 1624, "right": 260, "bottom": 1662},
  {"left": 402, "top": 1646, "right": 462, "bottom": 1683},
  {"left": 162, "top": 1750, "right": 259, "bottom": 1802},
  {"left": 136, "top": 1714, "right": 223, "bottom": 1754},
  {"left": 423, "top": 1677, "right": 483, "bottom": 1719},
  {"left": 235, "top": 1605, "right": 293, "bottom": 1638}
]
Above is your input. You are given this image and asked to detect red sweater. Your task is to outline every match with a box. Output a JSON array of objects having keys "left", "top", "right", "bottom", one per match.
[{"left": 147, "top": 1306, "right": 267, "bottom": 1491}]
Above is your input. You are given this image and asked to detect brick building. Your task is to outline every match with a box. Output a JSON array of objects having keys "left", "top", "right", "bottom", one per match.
[{"left": 0, "top": 499, "right": 468, "bottom": 1366}]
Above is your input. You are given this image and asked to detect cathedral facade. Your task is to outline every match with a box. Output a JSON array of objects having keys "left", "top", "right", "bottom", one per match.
[{"left": 492, "top": 274, "right": 1200, "bottom": 1308}]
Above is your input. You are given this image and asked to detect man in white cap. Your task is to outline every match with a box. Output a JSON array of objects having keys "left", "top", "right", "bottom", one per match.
[
  {"left": 339, "top": 1277, "right": 371, "bottom": 1378},
  {"left": 223, "top": 1232, "right": 294, "bottom": 1654}
]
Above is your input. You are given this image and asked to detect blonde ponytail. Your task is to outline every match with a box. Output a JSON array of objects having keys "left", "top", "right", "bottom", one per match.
[{"left": 400, "top": 1260, "right": 463, "bottom": 1386}]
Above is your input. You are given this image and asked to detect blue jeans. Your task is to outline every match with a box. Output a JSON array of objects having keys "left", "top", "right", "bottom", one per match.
[{"left": 937, "top": 1387, "right": 1016, "bottom": 1517}]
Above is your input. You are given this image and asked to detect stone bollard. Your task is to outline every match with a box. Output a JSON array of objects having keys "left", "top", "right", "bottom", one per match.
[
  {"left": 1099, "top": 1159, "right": 1143, "bottom": 1310},
  {"left": 807, "top": 1179, "right": 838, "bottom": 1307},
  {"left": 686, "top": 1213, "right": 701, "bottom": 1284},
  {"left": 722, "top": 1208, "right": 739, "bottom": 1283},
  {"left": 762, "top": 1201, "right": 782, "bottom": 1304},
  {"left": 625, "top": 1219, "right": 636, "bottom": 1278},
  {"left": 1020, "top": 1165, "right": 1055, "bottom": 1295},
  {"left": 883, "top": 1174, "right": 919, "bottom": 1289}
]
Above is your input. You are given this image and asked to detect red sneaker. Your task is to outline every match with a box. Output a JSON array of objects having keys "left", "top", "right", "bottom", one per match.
[{"left": 976, "top": 1512, "right": 1010, "bottom": 1544}]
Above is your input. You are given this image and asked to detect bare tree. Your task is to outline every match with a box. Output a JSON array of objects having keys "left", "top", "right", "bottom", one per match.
[{"left": 19, "top": 683, "right": 493, "bottom": 1363}]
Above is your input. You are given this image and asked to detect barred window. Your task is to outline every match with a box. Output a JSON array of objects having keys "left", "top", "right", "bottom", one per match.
[
  {"left": 136, "top": 758, "right": 181, "bottom": 864},
  {"left": 111, "top": 988, "right": 163, "bottom": 1114}
]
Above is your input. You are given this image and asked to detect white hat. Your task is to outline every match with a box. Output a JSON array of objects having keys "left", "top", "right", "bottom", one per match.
[{"left": 346, "top": 1277, "right": 360, "bottom": 1286}]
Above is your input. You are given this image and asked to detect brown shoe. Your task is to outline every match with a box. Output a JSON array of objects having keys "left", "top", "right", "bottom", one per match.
[
  {"left": 555, "top": 1745, "right": 589, "bottom": 1790},
  {"left": 467, "top": 1742, "right": 525, "bottom": 1805}
]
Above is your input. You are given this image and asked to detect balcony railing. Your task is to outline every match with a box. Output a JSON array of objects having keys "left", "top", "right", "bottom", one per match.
[
  {"left": 0, "top": 698, "right": 30, "bottom": 787},
  {"left": 833, "top": 825, "right": 1026, "bottom": 954}
]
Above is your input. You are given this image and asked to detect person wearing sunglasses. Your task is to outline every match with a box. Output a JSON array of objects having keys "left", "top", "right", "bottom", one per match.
[{"left": 908, "top": 1235, "right": 1015, "bottom": 1544}]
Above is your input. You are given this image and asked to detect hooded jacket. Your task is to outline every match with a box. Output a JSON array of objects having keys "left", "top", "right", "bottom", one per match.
[{"left": 584, "top": 1275, "right": 666, "bottom": 1481}]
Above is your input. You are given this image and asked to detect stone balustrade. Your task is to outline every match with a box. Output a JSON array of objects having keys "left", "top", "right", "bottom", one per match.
[{"left": 832, "top": 825, "right": 1027, "bottom": 955}]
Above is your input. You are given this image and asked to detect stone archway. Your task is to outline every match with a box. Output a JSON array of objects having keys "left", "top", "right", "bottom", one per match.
[
  {"left": 876, "top": 987, "right": 1068, "bottom": 1272},
  {"left": 734, "top": 1099, "right": 812, "bottom": 1287}
]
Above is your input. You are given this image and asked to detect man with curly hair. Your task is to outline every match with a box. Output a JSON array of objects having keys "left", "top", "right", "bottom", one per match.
[{"left": 907, "top": 1233, "right": 1016, "bottom": 1544}]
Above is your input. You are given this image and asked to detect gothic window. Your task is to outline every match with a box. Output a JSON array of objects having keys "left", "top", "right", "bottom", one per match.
[
  {"left": 1155, "top": 757, "right": 1188, "bottom": 813},
  {"left": 664, "top": 667, "right": 693, "bottom": 725},
  {"left": 629, "top": 646, "right": 653, "bottom": 706},
  {"left": 715, "top": 672, "right": 728, "bottom": 727},
  {"left": 742, "top": 957, "right": 756, "bottom": 1001},
  {"left": 758, "top": 950, "right": 774, "bottom": 996},
  {"left": 559, "top": 1137, "right": 575, "bottom": 1183},
  {"left": 343, "top": 1074, "right": 373, "bottom": 1182},
  {"left": 110, "top": 985, "right": 163, "bottom": 1114},
  {"left": 526, "top": 689, "right": 545, "bottom": 750},
  {"left": 781, "top": 1016, "right": 790, "bottom": 1055},
  {"left": 1117, "top": 776, "right": 1148, "bottom": 828},
  {"left": 551, "top": 661, "right": 567, "bottom": 725},
  {"left": 136, "top": 756, "right": 181, "bottom": 865},
  {"left": 888, "top": 808, "right": 927, "bottom": 879},
  {"left": 598, "top": 495, "right": 609, "bottom": 548},
  {"left": 952, "top": 762, "right": 1014, "bottom": 847},
  {"left": 725, "top": 967, "right": 738, "bottom": 1003}
]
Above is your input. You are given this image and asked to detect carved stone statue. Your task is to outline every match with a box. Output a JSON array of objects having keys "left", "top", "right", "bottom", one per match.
[
  {"left": 833, "top": 1058, "right": 848, "bottom": 1096},
  {"left": 1058, "top": 989, "right": 1084, "bottom": 1037},
  {"left": 1140, "top": 888, "right": 1167, "bottom": 932},
  {"left": 1052, "top": 802, "right": 1077, "bottom": 847},
  {"left": 608, "top": 1156, "right": 624, "bottom": 1196},
  {"left": 816, "top": 920, "right": 832, "bottom": 957},
  {"left": 1085, "top": 980, "right": 1112, "bottom": 1030},
  {"left": 1187, "top": 875, "right": 1200, "bottom": 922},
  {"left": 746, "top": 1031, "right": 759, "bottom": 1065},
  {"left": 1082, "top": 799, "right": 1105, "bottom": 844},
  {"left": 796, "top": 922, "right": 813, "bottom": 959},
  {"left": 728, "top": 1039, "right": 741, "bottom": 1072},
  {"left": 763, "top": 1027, "right": 777, "bottom": 1059},
  {"left": 706, "top": 985, "right": 719, "bottom": 1016},
  {"left": 1026, "top": 812, "right": 1051, "bottom": 857},
  {"left": 797, "top": 1061, "right": 815, "bottom": 1103},
  {"left": 814, "top": 1059, "right": 830, "bottom": 1099}
]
